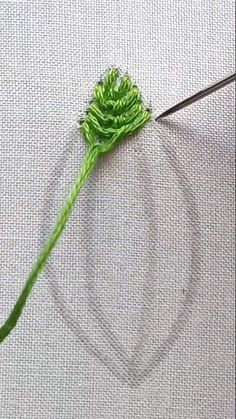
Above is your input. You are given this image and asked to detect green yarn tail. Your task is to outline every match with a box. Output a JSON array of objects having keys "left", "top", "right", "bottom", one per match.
[
  {"left": 0, "top": 68, "right": 151, "bottom": 343},
  {"left": 0, "top": 146, "right": 99, "bottom": 343}
]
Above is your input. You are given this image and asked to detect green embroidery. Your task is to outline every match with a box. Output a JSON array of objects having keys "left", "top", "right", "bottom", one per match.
[
  {"left": 0, "top": 68, "right": 151, "bottom": 343},
  {"left": 81, "top": 68, "right": 150, "bottom": 153}
]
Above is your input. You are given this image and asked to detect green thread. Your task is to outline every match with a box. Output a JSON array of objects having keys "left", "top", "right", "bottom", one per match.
[{"left": 0, "top": 68, "right": 151, "bottom": 343}]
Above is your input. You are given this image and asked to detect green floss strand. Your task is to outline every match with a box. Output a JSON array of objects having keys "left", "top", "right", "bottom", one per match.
[{"left": 0, "top": 68, "right": 151, "bottom": 343}]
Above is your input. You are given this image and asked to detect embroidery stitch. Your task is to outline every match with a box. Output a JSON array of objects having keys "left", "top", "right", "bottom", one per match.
[{"left": 0, "top": 68, "right": 151, "bottom": 343}]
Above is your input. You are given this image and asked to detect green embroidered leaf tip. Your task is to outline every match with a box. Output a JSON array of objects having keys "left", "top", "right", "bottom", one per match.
[
  {"left": 0, "top": 68, "right": 151, "bottom": 344},
  {"left": 81, "top": 68, "right": 151, "bottom": 154}
]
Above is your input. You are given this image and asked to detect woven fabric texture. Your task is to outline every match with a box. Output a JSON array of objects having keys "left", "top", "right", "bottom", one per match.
[{"left": 0, "top": 1, "right": 235, "bottom": 418}]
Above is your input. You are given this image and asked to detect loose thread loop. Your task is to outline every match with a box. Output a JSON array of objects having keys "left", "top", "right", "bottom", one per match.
[{"left": 0, "top": 68, "right": 151, "bottom": 343}]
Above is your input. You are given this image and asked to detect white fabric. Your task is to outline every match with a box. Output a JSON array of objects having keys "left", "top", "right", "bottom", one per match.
[{"left": 0, "top": 1, "right": 235, "bottom": 418}]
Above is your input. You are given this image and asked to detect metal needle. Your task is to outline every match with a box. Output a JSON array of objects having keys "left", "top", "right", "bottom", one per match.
[{"left": 156, "top": 72, "right": 235, "bottom": 120}]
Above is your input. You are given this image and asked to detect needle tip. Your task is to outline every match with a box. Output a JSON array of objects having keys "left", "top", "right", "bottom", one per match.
[{"left": 155, "top": 111, "right": 169, "bottom": 121}]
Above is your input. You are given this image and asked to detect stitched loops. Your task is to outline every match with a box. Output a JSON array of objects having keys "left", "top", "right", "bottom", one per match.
[
  {"left": 81, "top": 68, "right": 151, "bottom": 154},
  {"left": 0, "top": 68, "right": 151, "bottom": 344}
]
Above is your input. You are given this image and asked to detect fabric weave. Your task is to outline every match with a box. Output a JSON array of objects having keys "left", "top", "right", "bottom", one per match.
[{"left": 0, "top": 1, "right": 235, "bottom": 418}]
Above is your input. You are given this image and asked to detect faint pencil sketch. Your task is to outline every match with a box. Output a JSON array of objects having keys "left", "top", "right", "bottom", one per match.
[{"left": 40, "top": 123, "right": 200, "bottom": 386}]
